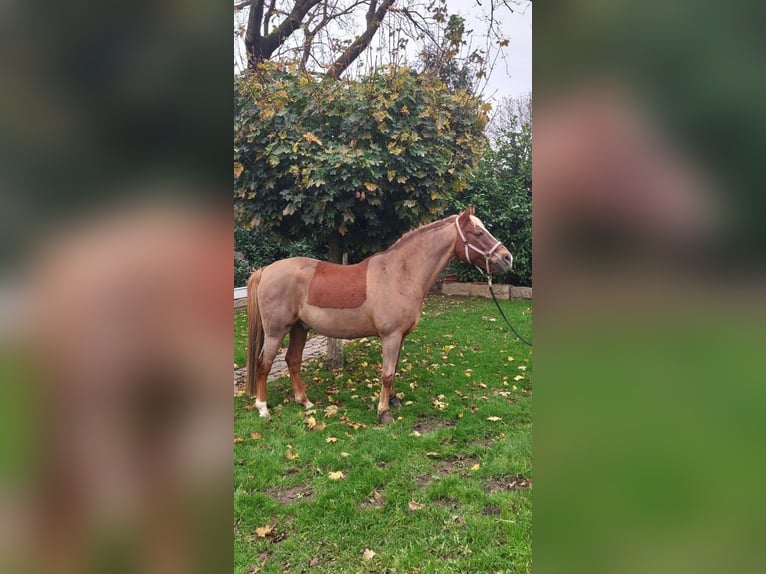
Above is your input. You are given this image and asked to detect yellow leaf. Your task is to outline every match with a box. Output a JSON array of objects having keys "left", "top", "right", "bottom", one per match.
[
  {"left": 255, "top": 524, "right": 273, "bottom": 538},
  {"left": 408, "top": 501, "right": 424, "bottom": 511},
  {"left": 285, "top": 445, "right": 299, "bottom": 460},
  {"left": 486, "top": 416, "right": 503, "bottom": 422},
  {"left": 514, "top": 375, "right": 524, "bottom": 381},
  {"left": 507, "top": 356, "right": 515, "bottom": 362},
  {"left": 324, "top": 405, "right": 339, "bottom": 417},
  {"left": 362, "top": 548, "right": 376, "bottom": 561},
  {"left": 326, "top": 436, "right": 338, "bottom": 443},
  {"left": 339, "top": 452, "right": 350, "bottom": 458},
  {"left": 328, "top": 471, "right": 345, "bottom": 481},
  {"left": 234, "top": 161, "right": 244, "bottom": 179},
  {"left": 470, "top": 463, "right": 481, "bottom": 472},
  {"left": 302, "top": 131, "right": 322, "bottom": 145},
  {"left": 234, "top": 436, "right": 244, "bottom": 444},
  {"left": 250, "top": 432, "right": 262, "bottom": 440},
  {"left": 363, "top": 182, "right": 378, "bottom": 192},
  {"left": 306, "top": 416, "right": 317, "bottom": 430}
]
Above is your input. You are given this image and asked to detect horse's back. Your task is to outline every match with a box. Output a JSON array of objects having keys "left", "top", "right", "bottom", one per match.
[{"left": 258, "top": 256, "right": 318, "bottom": 284}]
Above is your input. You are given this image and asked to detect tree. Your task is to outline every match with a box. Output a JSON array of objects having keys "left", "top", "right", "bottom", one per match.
[
  {"left": 234, "top": 63, "right": 488, "bottom": 261},
  {"left": 448, "top": 94, "right": 532, "bottom": 286}
]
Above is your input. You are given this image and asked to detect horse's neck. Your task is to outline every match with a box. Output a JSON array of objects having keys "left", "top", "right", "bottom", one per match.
[{"left": 384, "top": 219, "right": 457, "bottom": 296}]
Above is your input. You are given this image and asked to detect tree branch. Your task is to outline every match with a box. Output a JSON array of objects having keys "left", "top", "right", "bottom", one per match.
[
  {"left": 326, "top": 0, "right": 395, "bottom": 79},
  {"left": 246, "top": 0, "right": 323, "bottom": 67},
  {"left": 244, "top": 0, "right": 265, "bottom": 63}
]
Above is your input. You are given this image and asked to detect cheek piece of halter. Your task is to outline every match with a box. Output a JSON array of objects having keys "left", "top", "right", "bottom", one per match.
[{"left": 455, "top": 217, "right": 503, "bottom": 279}]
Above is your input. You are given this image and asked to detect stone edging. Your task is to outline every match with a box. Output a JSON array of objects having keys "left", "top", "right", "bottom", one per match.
[{"left": 440, "top": 282, "right": 531, "bottom": 300}]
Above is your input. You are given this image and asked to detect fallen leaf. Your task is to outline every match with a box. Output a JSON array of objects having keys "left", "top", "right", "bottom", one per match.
[
  {"left": 411, "top": 431, "right": 421, "bottom": 437},
  {"left": 308, "top": 557, "right": 320, "bottom": 567},
  {"left": 486, "top": 416, "right": 503, "bottom": 422},
  {"left": 426, "top": 452, "right": 440, "bottom": 457},
  {"left": 339, "top": 452, "right": 350, "bottom": 458},
  {"left": 324, "top": 405, "right": 339, "bottom": 417},
  {"left": 285, "top": 445, "right": 299, "bottom": 460},
  {"left": 408, "top": 500, "right": 424, "bottom": 511},
  {"left": 328, "top": 471, "right": 345, "bottom": 481},
  {"left": 234, "top": 436, "right": 244, "bottom": 444},
  {"left": 314, "top": 422, "right": 326, "bottom": 432},
  {"left": 470, "top": 463, "right": 481, "bottom": 472},
  {"left": 326, "top": 436, "right": 338, "bottom": 443},
  {"left": 255, "top": 524, "right": 273, "bottom": 538},
  {"left": 514, "top": 375, "right": 524, "bottom": 381},
  {"left": 306, "top": 416, "right": 317, "bottom": 429},
  {"left": 507, "top": 356, "right": 515, "bottom": 362},
  {"left": 250, "top": 432, "right": 262, "bottom": 440},
  {"left": 362, "top": 548, "right": 376, "bottom": 560}
]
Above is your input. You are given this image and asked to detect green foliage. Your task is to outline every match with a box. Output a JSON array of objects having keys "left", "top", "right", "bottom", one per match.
[
  {"left": 234, "top": 222, "right": 321, "bottom": 287},
  {"left": 234, "top": 63, "right": 488, "bottom": 258},
  {"left": 448, "top": 114, "right": 532, "bottom": 286}
]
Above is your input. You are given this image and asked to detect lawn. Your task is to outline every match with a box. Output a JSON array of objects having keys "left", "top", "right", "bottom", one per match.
[{"left": 234, "top": 295, "right": 532, "bottom": 573}]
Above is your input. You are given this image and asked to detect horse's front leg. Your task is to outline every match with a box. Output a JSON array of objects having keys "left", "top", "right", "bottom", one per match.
[
  {"left": 378, "top": 334, "right": 403, "bottom": 425},
  {"left": 286, "top": 323, "right": 313, "bottom": 409}
]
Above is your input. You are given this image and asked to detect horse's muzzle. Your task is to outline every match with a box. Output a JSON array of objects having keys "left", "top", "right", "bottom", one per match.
[{"left": 491, "top": 248, "right": 514, "bottom": 274}]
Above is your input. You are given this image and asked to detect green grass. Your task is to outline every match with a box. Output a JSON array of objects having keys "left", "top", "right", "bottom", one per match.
[{"left": 234, "top": 295, "right": 532, "bottom": 573}]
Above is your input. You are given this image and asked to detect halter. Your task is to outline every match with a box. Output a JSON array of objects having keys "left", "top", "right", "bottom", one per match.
[{"left": 455, "top": 216, "right": 503, "bottom": 277}]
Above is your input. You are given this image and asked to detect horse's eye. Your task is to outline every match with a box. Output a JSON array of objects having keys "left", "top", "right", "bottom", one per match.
[{"left": 474, "top": 230, "right": 483, "bottom": 237}]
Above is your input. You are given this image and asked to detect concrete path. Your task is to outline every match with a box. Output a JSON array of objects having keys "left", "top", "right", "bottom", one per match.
[{"left": 234, "top": 335, "right": 329, "bottom": 390}]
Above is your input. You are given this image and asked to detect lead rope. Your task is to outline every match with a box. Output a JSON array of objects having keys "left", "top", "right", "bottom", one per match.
[
  {"left": 487, "top": 276, "right": 532, "bottom": 346},
  {"left": 454, "top": 218, "right": 532, "bottom": 346}
]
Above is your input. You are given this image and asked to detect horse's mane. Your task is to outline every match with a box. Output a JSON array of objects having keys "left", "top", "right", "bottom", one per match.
[{"left": 380, "top": 215, "right": 457, "bottom": 254}]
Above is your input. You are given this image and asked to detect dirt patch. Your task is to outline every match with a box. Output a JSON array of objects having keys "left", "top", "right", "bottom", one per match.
[
  {"left": 432, "top": 496, "right": 460, "bottom": 509},
  {"left": 486, "top": 474, "right": 531, "bottom": 493},
  {"left": 412, "top": 419, "right": 456, "bottom": 434},
  {"left": 436, "top": 455, "right": 480, "bottom": 476},
  {"left": 359, "top": 490, "right": 385, "bottom": 510},
  {"left": 482, "top": 504, "right": 501, "bottom": 515},
  {"left": 266, "top": 484, "right": 314, "bottom": 504}
]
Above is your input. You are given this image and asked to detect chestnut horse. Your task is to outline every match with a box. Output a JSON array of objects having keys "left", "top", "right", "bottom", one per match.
[{"left": 246, "top": 207, "right": 514, "bottom": 424}]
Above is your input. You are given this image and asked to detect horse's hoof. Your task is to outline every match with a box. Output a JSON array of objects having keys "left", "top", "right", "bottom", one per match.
[
  {"left": 389, "top": 396, "right": 402, "bottom": 408},
  {"left": 302, "top": 400, "right": 315, "bottom": 410},
  {"left": 379, "top": 411, "right": 395, "bottom": 425}
]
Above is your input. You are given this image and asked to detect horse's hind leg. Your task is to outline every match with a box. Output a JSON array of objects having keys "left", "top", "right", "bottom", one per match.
[
  {"left": 286, "top": 323, "right": 313, "bottom": 409},
  {"left": 254, "top": 333, "right": 285, "bottom": 417}
]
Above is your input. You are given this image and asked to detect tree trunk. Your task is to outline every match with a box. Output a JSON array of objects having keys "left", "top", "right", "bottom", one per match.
[{"left": 325, "top": 233, "right": 345, "bottom": 369}]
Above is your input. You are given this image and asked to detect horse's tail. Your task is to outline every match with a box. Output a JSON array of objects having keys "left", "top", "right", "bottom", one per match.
[{"left": 246, "top": 268, "right": 264, "bottom": 396}]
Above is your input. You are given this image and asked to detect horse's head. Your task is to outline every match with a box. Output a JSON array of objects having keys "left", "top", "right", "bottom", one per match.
[{"left": 454, "top": 207, "right": 514, "bottom": 276}]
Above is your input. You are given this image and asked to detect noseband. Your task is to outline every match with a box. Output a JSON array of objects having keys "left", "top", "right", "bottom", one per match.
[{"left": 455, "top": 217, "right": 503, "bottom": 276}]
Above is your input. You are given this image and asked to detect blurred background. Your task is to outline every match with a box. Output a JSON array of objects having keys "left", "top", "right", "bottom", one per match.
[
  {"left": 0, "top": 1, "right": 233, "bottom": 572},
  {"left": 534, "top": 1, "right": 766, "bottom": 573}
]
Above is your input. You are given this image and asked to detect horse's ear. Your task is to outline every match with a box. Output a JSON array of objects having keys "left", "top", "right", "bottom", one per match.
[{"left": 458, "top": 206, "right": 475, "bottom": 223}]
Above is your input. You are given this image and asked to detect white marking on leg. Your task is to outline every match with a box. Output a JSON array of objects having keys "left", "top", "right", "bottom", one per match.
[
  {"left": 303, "top": 400, "right": 315, "bottom": 409},
  {"left": 255, "top": 399, "right": 269, "bottom": 417}
]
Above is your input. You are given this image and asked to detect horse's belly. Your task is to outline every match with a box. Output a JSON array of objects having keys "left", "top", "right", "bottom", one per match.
[{"left": 299, "top": 305, "right": 377, "bottom": 339}]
